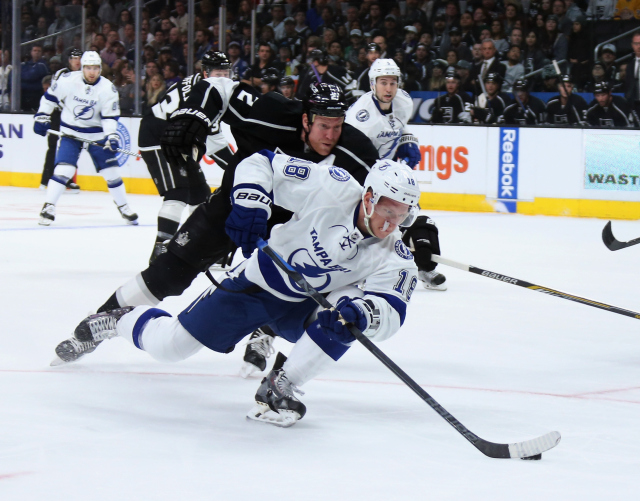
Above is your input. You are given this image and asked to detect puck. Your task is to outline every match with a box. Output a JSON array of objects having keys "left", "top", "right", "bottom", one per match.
[{"left": 521, "top": 453, "right": 542, "bottom": 460}]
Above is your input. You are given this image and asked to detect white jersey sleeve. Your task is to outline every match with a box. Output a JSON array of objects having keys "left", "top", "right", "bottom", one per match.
[{"left": 97, "top": 77, "right": 120, "bottom": 136}]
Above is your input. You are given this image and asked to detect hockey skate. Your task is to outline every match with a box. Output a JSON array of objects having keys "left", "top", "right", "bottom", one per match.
[
  {"left": 419, "top": 270, "right": 447, "bottom": 291},
  {"left": 247, "top": 362, "right": 306, "bottom": 428},
  {"left": 50, "top": 338, "right": 102, "bottom": 366},
  {"left": 115, "top": 203, "right": 139, "bottom": 225},
  {"left": 239, "top": 326, "right": 276, "bottom": 378},
  {"left": 73, "top": 307, "right": 135, "bottom": 343},
  {"left": 66, "top": 181, "right": 80, "bottom": 194},
  {"left": 38, "top": 203, "right": 55, "bottom": 226}
]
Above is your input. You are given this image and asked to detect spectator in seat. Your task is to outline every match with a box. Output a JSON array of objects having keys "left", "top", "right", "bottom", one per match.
[
  {"left": 21, "top": 44, "right": 49, "bottom": 112},
  {"left": 503, "top": 45, "right": 525, "bottom": 92},
  {"left": 540, "top": 15, "right": 568, "bottom": 62},
  {"left": 599, "top": 43, "right": 618, "bottom": 82},
  {"left": 471, "top": 39, "right": 506, "bottom": 95},
  {"left": 584, "top": 61, "right": 609, "bottom": 92},
  {"left": 568, "top": 16, "right": 590, "bottom": 90}
]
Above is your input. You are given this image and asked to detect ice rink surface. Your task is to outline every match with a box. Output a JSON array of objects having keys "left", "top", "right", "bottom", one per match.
[{"left": 0, "top": 186, "right": 638, "bottom": 500}]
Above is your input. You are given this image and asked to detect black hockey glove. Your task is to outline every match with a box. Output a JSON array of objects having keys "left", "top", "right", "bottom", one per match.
[
  {"left": 402, "top": 215, "right": 441, "bottom": 272},
  {"left": 161, "top": 107, "right": 212, "bottom": 170}
]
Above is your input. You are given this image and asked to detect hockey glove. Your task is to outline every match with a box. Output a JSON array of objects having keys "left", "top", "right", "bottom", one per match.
[
  {"left": 317, "top": 296, "right": 373, "bottom": 344},
  {"left": 225, "top": 205, "right": 269, "bottom": 258},
  {"left": 102, "top": 133, "right": 120, "bottom": 152},
  {"left": 402, "top": 215, "right": 441, "bottom": 272},
  {"left": 396, "top": 134, "right": 421, "bottom": 168},
  {"left": 161, "top": 107, "right": 211, "bottom": 170},
  {"left": 33, "top": 113, "right": 52, "bottom": 136}
]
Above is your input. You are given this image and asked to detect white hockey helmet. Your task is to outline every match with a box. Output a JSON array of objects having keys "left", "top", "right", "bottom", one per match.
[
  {"left": 80, "top": 51, "right": 101, "bottom": 72},
  {"left": 369, "top": 58, "right": 403, "bottom": 92},
  {"left": 362, "top": 159, "right": 420, "bottom": 234}
]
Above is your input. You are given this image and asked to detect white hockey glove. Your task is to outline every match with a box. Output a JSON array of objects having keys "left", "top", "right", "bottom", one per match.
[{"left": 103, "top": 133, "right": 120, "bottom": 152}]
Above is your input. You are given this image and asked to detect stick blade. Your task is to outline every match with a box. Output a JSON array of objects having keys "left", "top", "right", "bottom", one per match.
[
  {"left": 602, "top": 221, "right": 625, "bottom": 251},
  {"left": 507, "top": 431, "right": 561, "bottom": 459}
]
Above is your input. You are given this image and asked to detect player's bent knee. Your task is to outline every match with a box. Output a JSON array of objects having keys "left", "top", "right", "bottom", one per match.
[
  {"left": 141, "top": 317, "right": 204, "bottom": 363},
  {"left": 142, "top": 251, "right": 201, "bottom": 300},
  {"left": 51, "top": 163, "right": 76, "bottom": 185},
  {"left": 100, "top": 167, "right": 123, "bottom": 188}
]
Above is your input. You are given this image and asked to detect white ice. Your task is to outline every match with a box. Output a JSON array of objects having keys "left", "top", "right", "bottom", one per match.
[{"left": 0, "top": 186, "right": 639, "bottom": 500}]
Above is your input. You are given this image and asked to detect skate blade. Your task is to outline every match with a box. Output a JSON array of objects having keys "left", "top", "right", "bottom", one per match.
[
  {"left": 246, "top": 404, "right": 299, "bottom": 428},
  {"left": 50, "top": 355, "right": 68, "bottom": 367},
  {"left": 38, "top": 218, "right": 52, "bottom": 226},
  {"left": 125, "top": 219, "right": 139, "bottom": 226},
  {"left": 421, "top": 282, "right": 447, "bottom": 291},
  {"left": 66, "top": 188, "right": 80, "bottom": 194},
  {"left": 239, "top": 362, "right": 262, "bottom": 379}
]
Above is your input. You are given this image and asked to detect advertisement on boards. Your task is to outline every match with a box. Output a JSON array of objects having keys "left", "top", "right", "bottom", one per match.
[
  {"left": 498, "top": 127, "right": 519, "bottom": 213},
  {"left": 584, "top": 133, "right": 640, "bottom": 191}
]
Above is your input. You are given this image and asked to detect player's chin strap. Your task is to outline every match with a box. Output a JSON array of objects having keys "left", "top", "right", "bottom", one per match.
[{"left": 361, "top": 193, "right": 390, "bottom": 237}]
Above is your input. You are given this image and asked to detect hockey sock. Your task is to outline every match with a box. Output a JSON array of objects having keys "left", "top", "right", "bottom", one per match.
[
  {"left": 116, "top": 305, "right": 203, "bottom": 362},
  {"left": 282, "top": 330, "right": 343, "bottom": 387},
  {"left": 45, "top": 163, "right": 76, "bottom": 205},
  {"left": 101, "top": 167, "right": 128, "bottom": 207},
  {"left": 115, "top": 273, "right": 162, "bottom": 307},
  {"left": 157, "top": 199, "right": 186, "bottom": 243}
]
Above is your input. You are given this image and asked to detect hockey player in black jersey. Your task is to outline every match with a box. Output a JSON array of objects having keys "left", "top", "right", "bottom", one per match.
[
  {"left": 545, "top": 75, "right": 587, "bottom": 125},
  {"left": 586, "top": 81, "right": 634, "bottom": 128},
  {"left": 470, "top": 73, "right": 511, "bottom": 124},
  {"left": 502, "top": 78, "right": 546, "bottom": 125},
  {"left": 430, "top": 70, "right": 472, "bottom": 124},
  {"left": 139, "top": 51, "right": 235, "bottom": 262},
  {"left": 294, "top": 49, "right": 354, "bottom": 100}
]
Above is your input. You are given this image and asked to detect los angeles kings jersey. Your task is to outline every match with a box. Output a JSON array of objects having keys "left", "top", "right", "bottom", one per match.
[
  {"left": 37, "top": 71, "right": 119, "bottom": 140},
  {"left": 345, "top": 90, "right": 413, "bottom": 160},
  {"left": 184, "top": 77, "right": 379, "bottom": 185},
  {"left": 231, "top": 151, "right": 418, "bottom": 342}
]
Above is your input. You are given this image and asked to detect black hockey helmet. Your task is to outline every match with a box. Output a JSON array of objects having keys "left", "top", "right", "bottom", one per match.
[
  {"left": 513, "top": 78, "right": 530, "bottom": 91},
  {"left": 280, "top": 76, "right": 295, "bottom": 88},
  {"left": 303, "top": 82, "right": 349, "bottom": 119},
  {"left": 559, "top": 74, "right": 572, "bottom": 84},
  {"left": 484, "top": 72, "right": 502, "bottom": 84},
  {"left": 309, "top": 49, "right": 330, "bottom": 66},
  {"left": 593, "top": 81, "right": 611, "bottom": 94},
  {"left": 69, "top": 48, "right": 83, "bottom": 59},
  {"left": 202, "top": 51, "right": 231, "bottom": 72},
  {"left": 444, "top": 67, "right": 459, "bottom": 80},
  {"left": 261, "top": 67, "right": 282, "bottom": 84},
  {"left": 366, "top": 42, "right": 381, "bottom": 54}
]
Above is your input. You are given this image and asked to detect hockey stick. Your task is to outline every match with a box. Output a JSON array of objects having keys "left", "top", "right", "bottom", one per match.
[
  {"left": 552, "top": 60, "right": 585, "bottom": 126},
  {"left": 432, "top": 254, "right": 640, "bottom": 320},
  {"left": 602, "top": 221, "right": 640, "bottom": 251},
  {"left": 47, "top": 129, "right": 141, "bottom": 158},
  {"left": 257, "top": 238, "right": 561, "bottom": 459}
]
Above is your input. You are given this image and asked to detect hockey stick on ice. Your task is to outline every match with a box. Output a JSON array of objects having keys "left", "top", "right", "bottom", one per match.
[
  {"left": 602, "top": 221, "right": 640, "bottom": 251},
  {"left": 432, "top": 254, "right": 640, "bottom": 320},
  {"left": 47, "top": 129, "right": 141, "bottom": 158},
  {"left": 257, "top": 238, "right": 561, "bottom": 459}
]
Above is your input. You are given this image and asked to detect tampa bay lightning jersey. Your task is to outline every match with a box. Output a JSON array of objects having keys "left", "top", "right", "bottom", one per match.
[
  {"left": 37, "top": 71, "right": 119, "bottom": 140},
  {"left": 345, "top": 89, "right": 413, "bottom": 160},
  {"left": 230, "top": 151, "right": 418, "bottom": 342}
]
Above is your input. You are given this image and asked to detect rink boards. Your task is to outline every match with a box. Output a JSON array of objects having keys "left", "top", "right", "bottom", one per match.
[{"left": 0, "top": 114, "right": 638, "bottom": 220}]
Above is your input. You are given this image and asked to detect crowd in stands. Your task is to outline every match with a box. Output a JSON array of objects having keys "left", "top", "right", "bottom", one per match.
[{"left": 1, "top": 0, "right": 640, "bottom": 127}]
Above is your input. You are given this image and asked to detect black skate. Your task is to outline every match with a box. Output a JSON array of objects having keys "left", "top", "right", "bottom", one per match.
[
  {"left": 247, "top": 358, "right": 306, "bottom": 428},
  {"left": 74, "top": 307, "right": 135, "bottom": 342},
  {"left": 239, "top": 326, "right": 276, "bottom": 378},
  {"left": 50, "top": 338, "right": 102, "bottom": 366},
  {"left": 66, "top": 181, "right": 80, "bottom": 194},
  {"left": 115, "top": 202, "right": 139, "bottom": 225},
  {"left": 38, "top": 203, "right": 55, "bottom": 226},
  {"left": 419, "top": 270, "right": 447, "bottom": 291}
]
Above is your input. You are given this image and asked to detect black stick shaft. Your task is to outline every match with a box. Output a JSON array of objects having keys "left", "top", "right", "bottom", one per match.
[
  {"left": 433, "top": 255, "right": 640, "bottom": 320},
  {"left": 256, "top": 239, "right": 488, "bottom": 452}
]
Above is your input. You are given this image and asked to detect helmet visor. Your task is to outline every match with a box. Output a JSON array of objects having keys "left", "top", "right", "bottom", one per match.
[{"left": 372, "top": 197, "right": 418, "bottom": 228}]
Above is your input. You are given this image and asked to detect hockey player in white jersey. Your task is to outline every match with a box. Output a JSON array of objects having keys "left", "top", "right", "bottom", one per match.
[
  {"left": 56, "top": 154, "right": 420, "bottom": 427},
  {"left": 346, "top": 58, "right": 447, "bottom": 292},
  {"left": 33, "top": 51, "right": 138, "bottom": 226}
]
